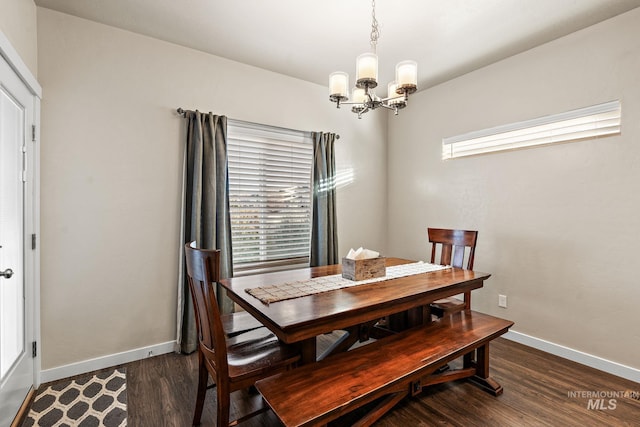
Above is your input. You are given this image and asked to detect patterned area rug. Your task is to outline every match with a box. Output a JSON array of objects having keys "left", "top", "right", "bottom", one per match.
[{"left": 23, "top": 368, "right": 127, "bottom": 427}]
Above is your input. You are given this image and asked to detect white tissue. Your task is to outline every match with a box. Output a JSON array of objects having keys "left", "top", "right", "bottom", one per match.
[
  {"left": 362, "top": 249, "right": 380, "bottom": 259},
  {"left": 345, "top": 247, "right": 380, "bottom": 260}
]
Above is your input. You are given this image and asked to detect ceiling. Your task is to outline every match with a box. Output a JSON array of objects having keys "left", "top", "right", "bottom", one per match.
[{"left": 35, "top": 0, "right": 640, "bottom": 93}]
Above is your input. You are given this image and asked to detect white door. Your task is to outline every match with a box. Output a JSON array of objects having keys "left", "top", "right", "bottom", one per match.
[{"left": 0, "top": 52, "right": 35, "bottom": 425}]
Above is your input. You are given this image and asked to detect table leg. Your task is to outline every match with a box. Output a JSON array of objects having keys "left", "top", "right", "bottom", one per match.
[
  {"left": 387, "top": 305, "right": 432, "bottom": 332},
  {"left": 297, "top": 338, "right": 317, "bottom": 365},
  {"left": 463, "top": 348, "right": 474, "bottom": 369},
  {"left": 407, "top": 306, "right": 425, "bottom": 327}
]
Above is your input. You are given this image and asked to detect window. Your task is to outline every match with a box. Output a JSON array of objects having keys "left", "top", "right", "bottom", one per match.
[
  {"left": 442, "top": 100, "right": 621, "bottom": 160},
  {"left": 227, "top": 120, "right": 313, "bottom": 275}
]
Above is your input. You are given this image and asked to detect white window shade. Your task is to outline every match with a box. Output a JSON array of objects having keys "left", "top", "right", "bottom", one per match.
[
  {"left": 443, "top": 100, "right": 621, "bottom": 160},
  {"left": 227, "top": 120, "right": 313, "bottom": 274}
]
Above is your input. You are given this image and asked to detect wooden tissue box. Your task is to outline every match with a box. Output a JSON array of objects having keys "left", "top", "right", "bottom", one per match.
[{"left": 342, "top": 257, "right": 386, "bottom": 281}]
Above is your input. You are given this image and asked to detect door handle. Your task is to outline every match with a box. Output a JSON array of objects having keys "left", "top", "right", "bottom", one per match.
[{"left": 1, "top": 268, "right": 13, "bottom": 279}]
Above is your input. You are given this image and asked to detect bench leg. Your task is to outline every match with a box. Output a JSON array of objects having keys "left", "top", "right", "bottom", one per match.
[
  {"left": 468, "top": 343, "right": 503, "bottom": 396},
  {"left": 351, "top": 388, "right": 408, "bottom": 427}
]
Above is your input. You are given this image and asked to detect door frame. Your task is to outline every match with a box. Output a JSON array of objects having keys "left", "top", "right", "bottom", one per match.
[{"left": 0, "top": 29, "right": 42, "bottom": 394}]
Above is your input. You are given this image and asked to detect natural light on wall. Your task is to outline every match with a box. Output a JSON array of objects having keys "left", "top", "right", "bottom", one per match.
[{"left": 442, "top": 100, "right": 621, "bottom": 160}]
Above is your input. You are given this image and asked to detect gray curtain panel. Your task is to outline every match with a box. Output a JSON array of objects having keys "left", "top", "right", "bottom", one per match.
[
  {"left": 310, "top": 132, "right": 339, "bottom": 267},
  {"left": 178, "top": 111, "right": 234, "bottom": 354}
]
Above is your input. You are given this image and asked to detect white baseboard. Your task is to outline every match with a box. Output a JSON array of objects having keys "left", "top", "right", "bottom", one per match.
[
  {"left": 40, "top": 341, "right": 177, "bottom": 384},
  {"left": 503, "top": 330, "right": 640, "bottom": 383}
]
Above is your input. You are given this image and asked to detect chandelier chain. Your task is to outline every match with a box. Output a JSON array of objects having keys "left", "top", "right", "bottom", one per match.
[{"left": 370, "top": 0, "right": 379, "bottom": 53}]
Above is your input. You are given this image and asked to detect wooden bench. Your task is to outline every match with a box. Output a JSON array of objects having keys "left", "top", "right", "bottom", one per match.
[{"left": 255, "top": 310, "right": 514, "bottom": 427}]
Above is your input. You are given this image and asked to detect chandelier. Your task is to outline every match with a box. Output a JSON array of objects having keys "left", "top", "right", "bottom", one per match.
[{"left": 329, "top": 0, "right": 418, "bottom": 118}]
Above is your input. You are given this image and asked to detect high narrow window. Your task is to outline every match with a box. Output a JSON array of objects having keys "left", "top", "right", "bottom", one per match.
[
  {"left": 227, "top": 121, "right": 313, "bottom": 275},
  {"left": 443, "top": 100, "right": 621, "bottom": 160}
]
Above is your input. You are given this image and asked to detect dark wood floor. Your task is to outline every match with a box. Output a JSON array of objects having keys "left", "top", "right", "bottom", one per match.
[{"left": 121, "top": 336, "right": 640, "bottom": 426}]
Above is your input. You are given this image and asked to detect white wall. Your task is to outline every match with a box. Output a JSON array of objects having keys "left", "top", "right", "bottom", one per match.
[
  {"left": 36, "top": 4, "right": 640, "bottom": 377},
  {"left": 0, "top": 0, "right": 37, "bottom": 76},
  {"left": 36, "top": 8, "right": 387, "bottom": 370},
  {"left": 388, "top": 8, "right": 640, "bottom": 369}
]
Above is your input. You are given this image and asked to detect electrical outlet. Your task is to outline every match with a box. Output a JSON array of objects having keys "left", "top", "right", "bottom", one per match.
[{"left": 498, "top": 294, "right": 507, "bottom": 308}]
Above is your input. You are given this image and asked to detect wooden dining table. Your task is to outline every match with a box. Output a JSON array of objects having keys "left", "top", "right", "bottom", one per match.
[{"left": 219, "top": 257, "right": 491, "bottom": 364}]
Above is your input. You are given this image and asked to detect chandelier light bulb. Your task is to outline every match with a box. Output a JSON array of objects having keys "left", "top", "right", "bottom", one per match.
[
  {"left": 352, "top": 87, "right": 367, "bottom": 104},
  {"left": 329, "top": 71, "right": 349, "bottom": 100},
  {"left": 356, "top": 53, "right": 378, "bottom": 88},
  {"left": 387, "top": 82, "right": 406, "bottom": 108},
  {"left": 395, "top": 60, "right": 418, "bottom": 93},
  {"left": 387, "top": 82, "right": 398, "bottom": 99}
]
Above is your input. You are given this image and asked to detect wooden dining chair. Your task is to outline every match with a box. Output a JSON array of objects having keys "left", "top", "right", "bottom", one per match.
[
  {"left": 185, "top": 245, "right": 262, "bottom": 338},
  {"left": 184, "top": 242, "right": 300, "bottom": 426},
  {"left": 428, "top": 228, "right": 478, "bottom": 318}
]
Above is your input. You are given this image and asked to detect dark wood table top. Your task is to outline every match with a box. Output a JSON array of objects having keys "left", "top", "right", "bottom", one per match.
[{"left": 220, "top": 258, "right": 491, "bottom": 345}]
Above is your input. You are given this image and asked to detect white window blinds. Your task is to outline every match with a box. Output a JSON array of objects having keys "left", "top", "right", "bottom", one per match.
[
  {"left": 443, "top": 100, "right": 621, "bottom": 160},
  {"left": 227, "top": 120, "right": 313, "bottom": 274}
]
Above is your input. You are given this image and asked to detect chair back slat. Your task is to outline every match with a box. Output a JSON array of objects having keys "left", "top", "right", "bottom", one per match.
[
  {"left": 428, "top": 228, "right": 478, "bottom": 270},
  {"left": 184, "top": 242, "right": 229, "bottom": 375}
]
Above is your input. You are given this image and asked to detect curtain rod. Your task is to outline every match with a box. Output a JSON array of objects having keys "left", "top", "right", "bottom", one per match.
[{"left": 176, "top": 107, "right": 340, "bottom": 139}]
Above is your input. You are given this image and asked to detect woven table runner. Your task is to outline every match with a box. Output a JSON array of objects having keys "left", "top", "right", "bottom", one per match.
[{"left": 246, "top": 261, "right": 450, "bottom": 304}]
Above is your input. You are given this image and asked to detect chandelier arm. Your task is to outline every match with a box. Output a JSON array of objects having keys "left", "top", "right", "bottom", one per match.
[
  {"left": 358, "top": 106, "right": 371, "bottom": 117},
  {"left": 379, "top": 94, "right": 406, "bottom": 103},
  {"left": 337, "top": 100, "right": 367, "bottom": 106},
  {"left": 365, "top": 92, "right": 374, "bottom": 103},
  {"left": 379, "top": 104, "right": 397, "bottom": 111}
]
